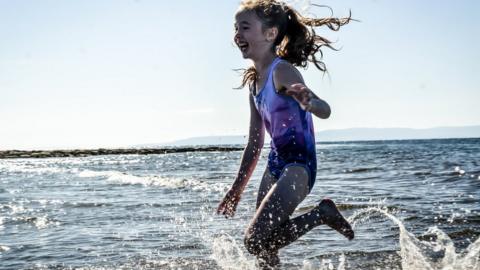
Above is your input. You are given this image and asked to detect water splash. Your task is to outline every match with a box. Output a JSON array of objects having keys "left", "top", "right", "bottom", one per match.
[
  {"left": 349, "top": 207, "right": 480, "bottom": 270},
  {"left": 210, "top": 234, "right": 256, "bottom": 270},
  {"left": 301, "top": 253, "right": 346, "bottom": 270}
]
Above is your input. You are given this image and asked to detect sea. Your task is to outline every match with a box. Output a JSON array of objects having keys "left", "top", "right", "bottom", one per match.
[{"left": 0, "top": 138, "right": 479, "bottom": 270}]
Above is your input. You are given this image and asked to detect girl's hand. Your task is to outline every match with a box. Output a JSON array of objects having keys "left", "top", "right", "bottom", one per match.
[
  {"left": 217, "top": 188, "right": 242, "bottom": 218},
  {"left": 285, "top": 83, "right": 314, "bottom": 111}
]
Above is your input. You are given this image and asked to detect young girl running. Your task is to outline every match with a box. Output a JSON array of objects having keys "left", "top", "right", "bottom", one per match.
[{"left": 217, "top": 0, "right": 354, "bottom": 267}]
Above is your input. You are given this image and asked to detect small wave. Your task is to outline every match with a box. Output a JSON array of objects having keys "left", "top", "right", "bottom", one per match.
[
  {"left": 342, "top": 167, "right": 382, "bottom": 174},
  {"left": 63, "top": 202, "right": 113, "bottom": 208},
  {"left": 6, "top": 215, "right": 59, "bottom": 229},
  {"left": 1, "top": 203, "right": 26, "bottom": 214},
  {"left": 78, "top": 170, "right": 228, "bottom": 192},
  {"left": 413, "top": 171, "right": 432, "bottom": 176},
  {"left": 0, "top": 163, "right": 67, "bottom": 175},
  {"left": 0, "top": 245, "right": 9, "bottom": 252},
  {"left": 443, "top": 161, "right": 462, "bottom": 169},
  {"left": 417, "top": 228, "right": 479, "bottom": 242}
]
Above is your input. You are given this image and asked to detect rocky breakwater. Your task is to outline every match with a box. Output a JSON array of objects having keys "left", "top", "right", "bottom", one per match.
[{"left": 0, "top": 146, "right": 244, "bottom": 159}]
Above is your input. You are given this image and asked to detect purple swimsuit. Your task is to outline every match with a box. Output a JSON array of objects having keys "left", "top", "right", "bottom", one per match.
[{"left": 253, "top": 57, "right": 317, "bottom": 191}]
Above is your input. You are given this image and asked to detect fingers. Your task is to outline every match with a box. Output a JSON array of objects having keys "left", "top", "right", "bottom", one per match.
[
  {"left": 219, "top": 206, "right": 235, "bottom": 218},
  {"left": 287, "top": 83, "right": 307, "bottom": 92},
  {"left": 286, "top": 84, "right": 313, "bottom": 110},
  {"left": 302, "top": 91, "right": 313, "bottom": 104},
  {"left": 216, "top": 202, "right": 225, "bottom": 214},
  {"left": 286, "top": 84, "right": 309, "bottom": 98},
  {"left": 216, "top": 198, "right": 237, "bottom": 218}
]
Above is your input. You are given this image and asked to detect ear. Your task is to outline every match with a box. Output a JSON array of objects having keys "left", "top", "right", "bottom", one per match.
[{"left": 265, "top": 27, "right": 279, "bottom": 42}]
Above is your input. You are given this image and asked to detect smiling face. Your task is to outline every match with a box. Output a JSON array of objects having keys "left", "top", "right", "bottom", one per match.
[{"left": 234, "top": 10, "right": 276, "bottom": 61}]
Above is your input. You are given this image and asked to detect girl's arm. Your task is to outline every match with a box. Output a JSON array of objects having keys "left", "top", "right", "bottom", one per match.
[
  {"left": 217, "top": 92, "right": 265, "bottom": 218},
  {"left": 288, "top": 83, "right": 331, "bottom": 119},
  {"left": 274, "top": 62, "right": 331, "bottom": 119}
]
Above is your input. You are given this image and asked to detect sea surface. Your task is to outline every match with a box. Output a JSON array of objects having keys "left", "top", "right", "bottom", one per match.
[{"left": 0, "top": 138, "right": 479, "bottom": 270}]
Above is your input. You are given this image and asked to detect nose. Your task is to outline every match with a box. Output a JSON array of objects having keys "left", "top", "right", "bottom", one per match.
[{"left": 234, "top": 32, "right": 240, "bottom": 43}]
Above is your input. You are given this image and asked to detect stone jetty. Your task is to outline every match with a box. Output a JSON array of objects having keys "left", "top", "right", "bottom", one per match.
[{"left": 0, "top": 146, "right": 244, "bottom": 159}]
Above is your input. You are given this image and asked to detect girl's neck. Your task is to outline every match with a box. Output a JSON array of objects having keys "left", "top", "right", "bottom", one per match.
[{"left": 252, "top": 53, "right": 277, "bottom": 75}]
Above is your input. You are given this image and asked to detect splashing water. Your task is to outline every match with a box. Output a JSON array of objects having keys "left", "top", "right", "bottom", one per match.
[
  {"left": 349, "top": 207, "right": 480, "bottom": 270},
  {"left": 211, "top": 234, "right": 256, "bottom": 270},
  {"left": 301, "top": 253, "right": 346, "bottom": 270},
  {"left": 207, "top": 206, "right": 479, "bottom": 270}
]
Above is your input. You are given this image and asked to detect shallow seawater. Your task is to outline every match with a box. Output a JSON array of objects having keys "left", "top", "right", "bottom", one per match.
[{"left": 0, "top": 138, "right": 479, "bottom": 270}]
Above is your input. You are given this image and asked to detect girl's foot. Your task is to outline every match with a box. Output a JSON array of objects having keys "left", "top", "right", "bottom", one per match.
[
  {"left": 317, "top": 199, "right": 354, "bottom": 240},
  {"left": 257, "top": 251, "right": 280, "bottom": 270}
]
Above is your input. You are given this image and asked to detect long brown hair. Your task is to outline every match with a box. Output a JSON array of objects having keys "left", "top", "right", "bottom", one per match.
[{"left": 237, "top": 0, "right": 352, "bottom": 89}]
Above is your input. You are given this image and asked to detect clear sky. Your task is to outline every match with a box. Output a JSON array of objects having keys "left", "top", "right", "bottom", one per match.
[{"left": 1, "top": 0, "right": 479, "bottom": 150}]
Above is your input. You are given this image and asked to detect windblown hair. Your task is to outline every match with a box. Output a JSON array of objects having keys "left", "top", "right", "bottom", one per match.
[{"left": 237, "top": 0, "right": 352, "bottom": 89}]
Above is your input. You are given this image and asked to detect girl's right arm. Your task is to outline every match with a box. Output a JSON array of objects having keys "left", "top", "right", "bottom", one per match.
[{"left": 217, "top": 92, "right": 265, "bottom": 218}]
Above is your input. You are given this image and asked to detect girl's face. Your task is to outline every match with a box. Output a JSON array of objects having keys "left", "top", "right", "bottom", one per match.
[{"left": 234, "top": 10, "right": 274, "bottom": 60}]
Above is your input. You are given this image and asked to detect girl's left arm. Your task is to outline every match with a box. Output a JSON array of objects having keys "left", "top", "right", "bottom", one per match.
[{"left": 274, "top": 62, "right": 331, "bottom": 119}]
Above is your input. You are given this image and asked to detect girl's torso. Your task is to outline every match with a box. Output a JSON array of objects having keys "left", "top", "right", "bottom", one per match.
[{"left": 252, "top": 57, "right": 317, "bottom": 177}]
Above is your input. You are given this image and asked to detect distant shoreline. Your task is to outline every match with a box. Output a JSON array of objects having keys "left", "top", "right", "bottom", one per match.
[
  {"left": 1, "top": 137, "right": 478, "bottom": 160},
  {"left": 0, "top": 146, "right": 244, "bottom": 160}
]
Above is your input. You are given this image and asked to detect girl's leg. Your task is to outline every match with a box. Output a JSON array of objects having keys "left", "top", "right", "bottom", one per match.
[
  {"left": 244, "top": 165, "right": 310, "bottom": 255},
  {"left": 263, "top": 198, "right": 354, "bottom": 253},
  {"left": 244, "top": 166, "right": 354, "bottom": 256},
  {"left": 256, "top": 168, "right": 277, "bottom": 210},
  {"left": 253, "top": 168, "right": 282, "bottom": 267}
]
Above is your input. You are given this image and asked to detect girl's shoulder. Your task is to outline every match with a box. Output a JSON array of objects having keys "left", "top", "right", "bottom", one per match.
[{"left": 273, "top": 60, "right": 305, "bottom": 92}]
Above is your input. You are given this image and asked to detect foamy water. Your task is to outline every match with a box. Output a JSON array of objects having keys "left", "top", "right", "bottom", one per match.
[{"left": 0, "top": 138, "right": 479, "bottom": 269}]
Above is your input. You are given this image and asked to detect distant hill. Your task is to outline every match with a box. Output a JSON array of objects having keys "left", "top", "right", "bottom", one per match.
[
  {"left": 135, "top": 125, "right": 480, "bottom": 147},
  {"left": 316, "top": 125, "right": 480, "bottom": 142},
  {"left": 163, "top": 136, "right": 247, "bottom": 147}
]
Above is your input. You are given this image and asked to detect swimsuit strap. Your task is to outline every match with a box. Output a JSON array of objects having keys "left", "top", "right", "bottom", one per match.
[{"left": 253, "top": 57, "right": 282, "bottom": 96}]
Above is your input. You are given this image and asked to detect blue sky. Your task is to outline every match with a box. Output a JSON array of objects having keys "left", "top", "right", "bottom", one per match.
[{"left": 1, "top": 0, "right": 479, "bottom": 149}]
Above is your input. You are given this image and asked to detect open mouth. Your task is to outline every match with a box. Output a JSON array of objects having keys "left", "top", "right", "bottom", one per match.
[{"left": 237, "top": 41, "right": 249, "bottom": 53}]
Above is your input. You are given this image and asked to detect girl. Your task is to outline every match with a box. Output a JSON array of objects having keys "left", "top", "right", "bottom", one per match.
[{"left": 217, "top": 0, "right": 354, "bottom": 267}]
